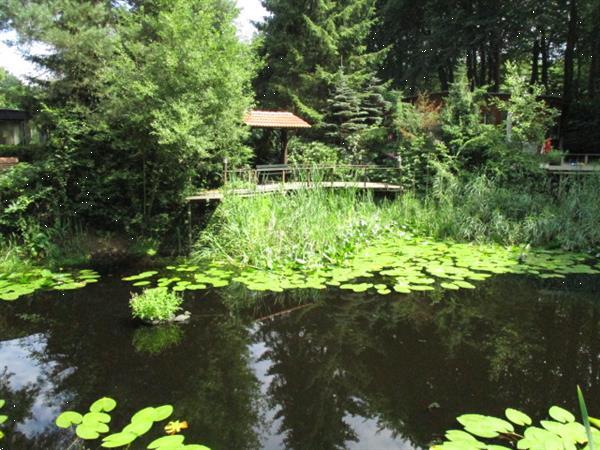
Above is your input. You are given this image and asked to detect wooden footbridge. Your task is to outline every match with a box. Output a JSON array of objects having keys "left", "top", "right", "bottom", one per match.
[
  {"left": 187, "top": 164, "right": 403, "bottom": 202},
  {"left": 542, "top": 154, "right": 600, "bottom": 174}
]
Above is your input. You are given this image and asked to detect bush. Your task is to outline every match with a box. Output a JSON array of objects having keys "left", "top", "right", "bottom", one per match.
[
  {"left": 287, "top": 139, "right": 342, "bottom": 165},
  {"left": 129, "top": 288, "right": 182, "bottom": 322}
]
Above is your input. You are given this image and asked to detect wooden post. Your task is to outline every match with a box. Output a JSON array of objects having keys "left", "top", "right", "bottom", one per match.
[
  {"left": 187, "top": 202, "right": 192, "bottom": 250},
  {"left": 223, "top": 158, "right": 229, "bottom": 184},
  {"left": 280, "top": 129, "right": 289, "bottom": 164}
]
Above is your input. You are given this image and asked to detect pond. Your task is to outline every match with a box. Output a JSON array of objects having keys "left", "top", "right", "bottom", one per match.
[{"left": 1, "top": 271, "right": 600, "bottom": 450}]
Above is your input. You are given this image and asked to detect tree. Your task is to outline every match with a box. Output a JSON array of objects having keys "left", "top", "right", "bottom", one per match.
[
  {"left": 0, "top": 69, "right": 28, "bottom": 109},
  {"left": 255, "top": 0, "right": 380, "bottom": 124},
  {"left": 0, "top": 0, "right": 254, "bottom": 243}
]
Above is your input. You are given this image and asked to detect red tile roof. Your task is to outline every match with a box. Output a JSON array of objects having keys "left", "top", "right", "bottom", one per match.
[{"left": 243, "top": 110, "right": 311, "bottom": 129}]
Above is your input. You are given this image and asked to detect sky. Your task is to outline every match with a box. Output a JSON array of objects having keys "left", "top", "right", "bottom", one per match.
[{"left": 0, "top": 0, "right": 268, "bottom": 80}]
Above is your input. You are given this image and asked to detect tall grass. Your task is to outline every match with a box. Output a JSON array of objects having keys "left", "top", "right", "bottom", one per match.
[
  {"left": 194, "top": 172, "right": 600, "bottom": 270},
  {"left": 0, "top": 238, "right": 32, "bottom": 273},
  {"left": 393, "top": 172, "right": 600, "bottom": 250},
  {"left": 195, "top": 185, "right": 396, "bottom": 269}
]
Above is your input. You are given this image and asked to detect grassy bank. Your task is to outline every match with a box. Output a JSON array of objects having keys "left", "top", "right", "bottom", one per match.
[{"left": 193, "top": 173, "right": 600, "bottom": 270}]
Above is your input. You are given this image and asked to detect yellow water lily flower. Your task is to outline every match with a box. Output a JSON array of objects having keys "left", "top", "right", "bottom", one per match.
[{"left": 164, "top": 420, "right": 188, "bottom": 435}]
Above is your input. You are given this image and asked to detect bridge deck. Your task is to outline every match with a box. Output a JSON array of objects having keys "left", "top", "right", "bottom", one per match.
[{"left": 187, "top": 181, "right": 402, "bottom": 202}]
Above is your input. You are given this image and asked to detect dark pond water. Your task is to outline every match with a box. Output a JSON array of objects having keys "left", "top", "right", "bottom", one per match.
[{"left": 1, "top": 272, "right": 600, "bottom": 450}]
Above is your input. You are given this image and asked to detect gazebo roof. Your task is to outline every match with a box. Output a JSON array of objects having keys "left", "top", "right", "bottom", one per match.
[{"left": 243, "top": 110, "right": 311, "bottom": 129}]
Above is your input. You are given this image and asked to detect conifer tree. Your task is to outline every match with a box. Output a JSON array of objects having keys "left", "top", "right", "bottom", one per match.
[
  {"left": 323, "top": 68, "right": 369, "bottom": 145},
  {"left": 256, "top": 0, "right": 380, "bottom": 124}
]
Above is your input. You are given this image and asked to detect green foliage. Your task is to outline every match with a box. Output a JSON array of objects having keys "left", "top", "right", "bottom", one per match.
[
  {"left": 0, "top": 268, "right": 99, "bottom": 301},
  {"left": 256, "top": 0, "right": 381, "bottom": 122},
  {"left": 391, "top": 96, "right": 453, "bottom": 189},
  {"left": 433, "top": 393, "right": 600, "bottom": 450},
  {"left": 1, "top": 0, "right": 254, "bottom": 245},
  {"left": 132, "top": 324, "right": 184, "bottom": 355},
  {"left": 195, "top": 186, "right": 390, "bottom": 270},
  {"left": 129, "top": 287, "right": 183, "bottom": 322},
  {"left": 287, "top": 139, "right": 342, "bottom": 165},
  {"left": 0, "top": 68, "right": 28, "bottom": 109},
  {"left": 54, "top": 397, "right": 210, "bottom": 449},
  {"left": 498, "top": 62, "right": 560, "bottom": 146},
  {"left": 0, "top": 399, "right": 6, "bottom": 440}
]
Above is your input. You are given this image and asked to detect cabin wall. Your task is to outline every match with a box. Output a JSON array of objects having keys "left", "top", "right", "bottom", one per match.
[{"left": 0, "top": 120, "right": 30, "bottom": 145}]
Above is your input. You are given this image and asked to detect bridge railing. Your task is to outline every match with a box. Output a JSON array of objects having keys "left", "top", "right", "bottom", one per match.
[
  {"left": 560, "top": 153, "right": 600, "bottom": 166},
  {"left": 224, "top": 164, "right": 402, "bottom": 186}
]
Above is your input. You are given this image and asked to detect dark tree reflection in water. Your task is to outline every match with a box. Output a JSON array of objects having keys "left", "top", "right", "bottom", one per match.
[{"left": 0, "top": 273, "right": 599, "bottom": 449}]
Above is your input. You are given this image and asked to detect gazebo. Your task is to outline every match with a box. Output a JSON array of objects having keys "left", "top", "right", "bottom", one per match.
[{"left": 243, "top": 110, "right": 311, "bottom": 164}]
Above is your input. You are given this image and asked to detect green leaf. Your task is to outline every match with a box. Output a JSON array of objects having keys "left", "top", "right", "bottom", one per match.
[
  {"left": 147, "top": 435, "right": 185, "bottom": 449},
  {"left": 445, "top": 430, "right": 485, "bottom": 447},
  {"left": 131, "top": 407, "right": 156, "bottom": 424},
  {"left": 0, "top": 400, "right": 5, "bottom": 409},
  {"left": 55, "top": 411, "right": 83, "bottom": 428},
  {"left": 83, "top": 412, "right": 111, "bottom": 424},
  {"left": 122, "top": 420, "right": 153, "bottom": 436},
  {"left": 76, "top": 423, "right": 101, "bottom": 440},
  {"left": 505, "top": 408, "right": 532, "bottom": 426},
  {"left": 549, "top": 405, "right": 576, "bottom": 424},
  {"left": 101, "top": 431, "right": 138, "bottom": 448},
  {"left": 152, "top": 405, "right": 174, "bottom": 422},
  {"left": 183, "top": 446, "right": 211, "bottom": 450},
  {"left": 578, "top": 386, "right": 595, "bottom": 450},
  {"left": 90, "top": 397, "right": 117, "bottom": 413},
  {"left": 590, "top": 417, "right": 600, "bottom": 430},
  {"left": 464, "top": 424, "right": 499, "bottom": 439}
]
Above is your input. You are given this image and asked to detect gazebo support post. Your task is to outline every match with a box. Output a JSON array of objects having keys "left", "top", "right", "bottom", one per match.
[{"left": 280, "top": 129, "right": 289, "bottom": 165}]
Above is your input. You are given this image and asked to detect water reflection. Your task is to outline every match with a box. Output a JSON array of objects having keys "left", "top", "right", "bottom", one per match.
[{"left": 0, "top": 274, "right": 599, "bottom": 449}]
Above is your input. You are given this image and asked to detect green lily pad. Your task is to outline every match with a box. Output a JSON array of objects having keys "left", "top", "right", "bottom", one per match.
[
  {"left": 505, "top": 408, "right": 532, "bottom": 426},
  {"left": 147, "top": 435, "right": 185, "bottom": 449},
  {"left": 101, "top": 432, "right": 138, "bottom": 448},
  {"left": 90, "top": 397, "right": 117, "bottom": 413},
  {"left": 152, "top": 405, "right": 174, "bottom": 422},
  {"left": 56, "top": 411, "right": 83, "bottom": 428},
  {"left": 549, "top": 406, "right": 575, "bottom": 423},
  {"left": 76, "top": 423, "right": 101, "bottom": 440}
]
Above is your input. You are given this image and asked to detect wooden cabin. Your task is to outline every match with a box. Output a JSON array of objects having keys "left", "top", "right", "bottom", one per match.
[{"left": 0, "top": 109, "right": 30, "bottom": 145}]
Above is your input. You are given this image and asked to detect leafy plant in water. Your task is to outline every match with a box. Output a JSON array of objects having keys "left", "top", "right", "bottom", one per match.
[
  {"left": 0, "top": 268, "right": 100, "bottom": 302},
  {"left": 432, "top": 389, "right": 600, "bottom": 450},
  {"left": 130, "top": 287, "right": 183, "bottom": 322},
  {"left": 132, "top": 324, "right": 184, "bottom": 355},
  {"left": 123, "top": 236, "right": 600, "bottom": 297},
  {"left": 0, "top": 399, "right": 7, "bottom": 440},
  {"left": 55, "top": 397, "right": 210, "bottom": 449}
]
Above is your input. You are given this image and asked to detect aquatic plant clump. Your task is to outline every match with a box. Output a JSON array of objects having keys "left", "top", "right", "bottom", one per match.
[
  {"left": 0, "top": 399, "right": 7, "bottom": 440},
  {"left": 55, "top": 397, "right": 210, "bottom": 449},
  {"left": 432, "top": 402, "right": 597, "bottom": 450},
  {"left": 0, "top": 268, "right": 100, "bottom": 302},
  {"left": 130, "top": 287, "right": 183, "bottom": 322},
  {"left": 122, "top": 234, "right": 599, "bottom": 295}
]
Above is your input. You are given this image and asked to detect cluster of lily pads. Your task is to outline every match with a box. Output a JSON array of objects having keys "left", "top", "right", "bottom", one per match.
[
  {"left": 55, "top": 396, "right": 209, "bottom": 449},
  {"left": 0, "top": 399, "right": 7, "bottom": 440},
  {"left": 122, "top": 234, "right": 599, "bottom": 296},
  {"left": 431, "top": 404, "right": 599, "bottom": 450},
  {"left": 0, "top": 268, "right": 100, "bottom": 302}
]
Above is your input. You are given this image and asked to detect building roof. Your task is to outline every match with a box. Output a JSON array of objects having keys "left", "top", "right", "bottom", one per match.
[
  {"left": 243, "top": 110, "right": 311, "bottom": 129},
  {"left": 0, "top": 109, "right": 28, "bottom": 121}
]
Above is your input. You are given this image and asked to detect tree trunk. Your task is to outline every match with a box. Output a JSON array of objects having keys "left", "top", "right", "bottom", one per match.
[
  {"left": 438, "top": 66, "right": 449, "bottom": 91},
  {"left": 541, "top": 30, "right": 549, "bottom": 91},
  {"left": 491, "top": 39, "right": 501, "bottom": 91},
  {"left": 530, "top": 38, "right": 540, "bottom": 85},
  {"left": 561, "top": 0, "right": 578, "bottom": 138},
  {"left": 589, "top": 18, "right": 600, "bottom": 98},
  {"left": 479, "top": 45, "right": 486, "bottom": 86}
]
